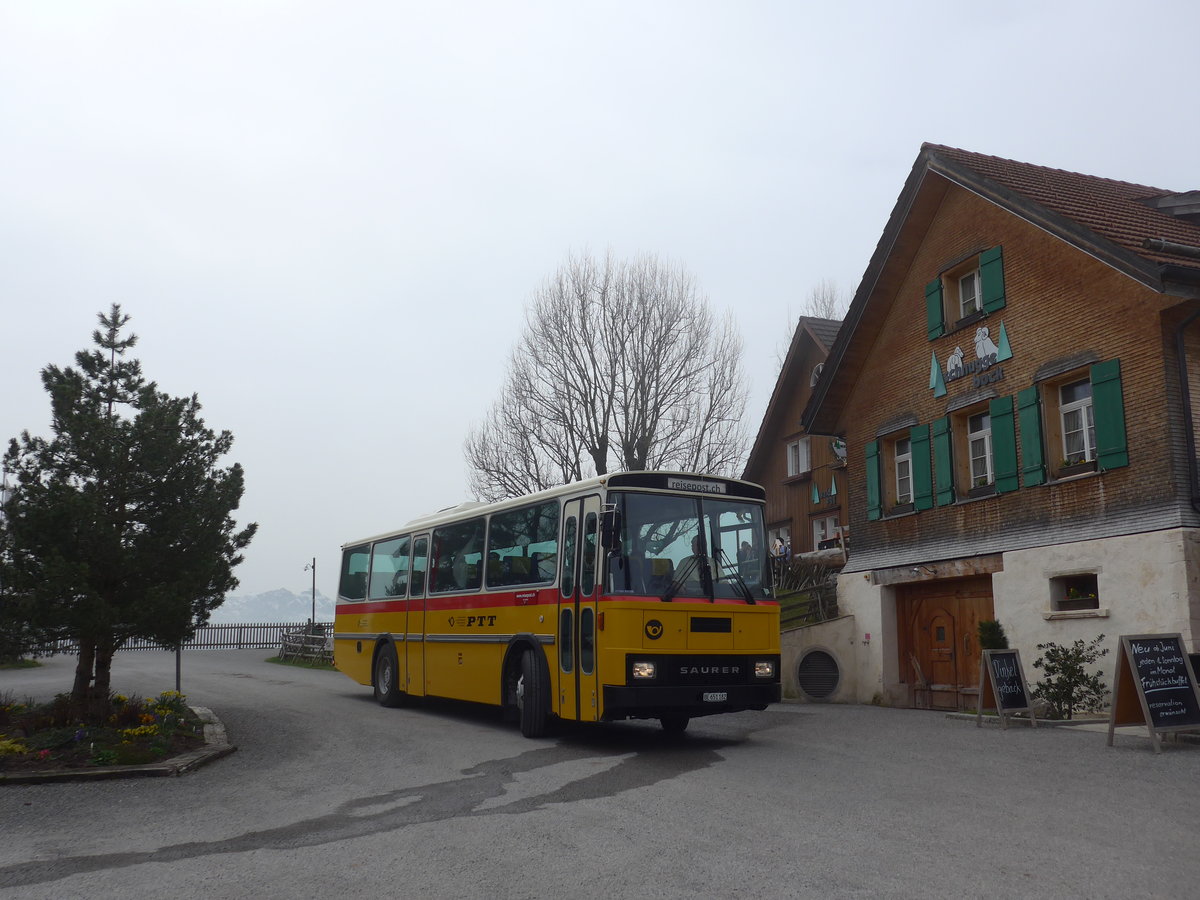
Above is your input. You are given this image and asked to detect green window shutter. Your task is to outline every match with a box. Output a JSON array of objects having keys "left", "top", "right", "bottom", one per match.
[
  {"left": 980, "top": 245, "right": 1006, "bottom": 313},
  {"left": 925, "top": 279, "right": 945, "bottom": 340},
  {"left": 911, "top": 424, "right": 933, "bottom": 510},
  {"left": 990, "top": 395, "right": 1019, "bottom": 493},
  {"left": 1092, "top": 359, "right": 1129, "bottom": 469},
  {"left": 932, "top": 417, "right": 955, "bottom": 506},
  {"left": 865, "top": 441, "right": 882, "bottom": 521},
  {"left": 1017, "top": 385, "right": 1046, "bottom": 487}
]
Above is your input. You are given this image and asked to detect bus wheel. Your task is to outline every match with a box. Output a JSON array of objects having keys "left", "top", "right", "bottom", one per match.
[
  {"left": 373, "top": 644, "right": 405, "bottom": 708},
  {"left": 660, "top": 715, "right": 689, "bottom": 734},
  {"left": 516, "top": 648, "right": 548, "bottom": 738}
]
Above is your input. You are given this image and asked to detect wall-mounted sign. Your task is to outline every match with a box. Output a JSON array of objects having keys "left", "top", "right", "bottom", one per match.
[{"left": 930, "top": 321, "right": 1013, "bottom": 398}]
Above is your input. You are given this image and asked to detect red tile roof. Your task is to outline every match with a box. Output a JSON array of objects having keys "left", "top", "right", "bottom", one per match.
[{"left": 924, "top": 144, "right": 1200, "bottom": 270}]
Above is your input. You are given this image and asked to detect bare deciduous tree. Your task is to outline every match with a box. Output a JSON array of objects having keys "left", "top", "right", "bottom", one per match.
[
  {"left": 774, "top": 278, "right": 847, "bottom": 366},
  {"left": 465, "top": 251, "right": 748, "bottom": 501}
]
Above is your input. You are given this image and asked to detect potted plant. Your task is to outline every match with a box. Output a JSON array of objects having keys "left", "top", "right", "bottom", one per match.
[
  {"left": 967, "top": 476, "right": 996, "bottom": 498},
  {"left": 1058, "top": 456, "right": 1096, "bottom": 477},
  {"left": 978, "top": 620, "right": 1009, "bottom": 650}
]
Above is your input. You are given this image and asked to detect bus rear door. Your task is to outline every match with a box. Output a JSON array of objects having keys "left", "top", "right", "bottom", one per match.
[{"left": 407, "top": 533, "right": 429, "bottom": 695}]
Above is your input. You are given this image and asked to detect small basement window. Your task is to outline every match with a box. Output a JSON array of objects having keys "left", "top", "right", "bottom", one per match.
[{"left": 1050, "top": 573, "right": 1099, "bottom": 612}]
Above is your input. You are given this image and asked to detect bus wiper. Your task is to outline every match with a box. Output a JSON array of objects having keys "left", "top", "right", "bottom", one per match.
[
  {"left": 661, "top": 557, "right": 699, "bottom": 603},
  {"left": 716, "top": 548, "right": 757, "bottom": 605},
  {"left": 662, "top": 556, "right": 722, "bottom": 602}
]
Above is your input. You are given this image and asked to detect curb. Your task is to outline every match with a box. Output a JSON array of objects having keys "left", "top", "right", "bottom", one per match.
[
  {"left": 0, "top": 706, "right": 236, "bottom": 785},
  {"left": 947, "top": 711, "right": 1200, "bottom": 745},
  {"left": 944, "top": 711, "right": 1107, "bottom": 728}
]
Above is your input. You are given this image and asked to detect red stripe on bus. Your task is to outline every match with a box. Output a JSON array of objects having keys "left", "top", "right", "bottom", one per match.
[{"left": 337, "top": 591, "right": 777, "bottom": 615}]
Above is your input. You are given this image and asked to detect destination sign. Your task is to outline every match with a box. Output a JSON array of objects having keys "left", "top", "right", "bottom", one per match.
[{"left": 667, "top": 477, "right": 727, "bottom": 495}]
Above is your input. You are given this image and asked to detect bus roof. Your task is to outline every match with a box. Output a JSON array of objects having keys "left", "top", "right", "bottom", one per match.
[{"left": 339, "top": 471, "right": 765, "bottom": 549}]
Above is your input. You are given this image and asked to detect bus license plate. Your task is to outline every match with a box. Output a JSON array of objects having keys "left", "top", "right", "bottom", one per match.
[{"left": 703, "top": 691, "right": 728, "bottom": 703}]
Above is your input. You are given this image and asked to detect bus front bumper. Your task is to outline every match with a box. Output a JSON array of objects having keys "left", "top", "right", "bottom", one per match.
[{"left": 602, "top": 682, "right": 780, "bottom": 721}]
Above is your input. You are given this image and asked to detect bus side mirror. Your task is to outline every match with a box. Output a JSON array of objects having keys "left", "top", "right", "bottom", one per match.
[{"left": 600, "top": 506, "right": 621, "bottom": 551}]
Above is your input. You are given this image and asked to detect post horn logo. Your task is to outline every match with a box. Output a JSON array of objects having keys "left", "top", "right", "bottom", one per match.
[{"left": 645, "top": 619, "right": 664, "bottom": 640}]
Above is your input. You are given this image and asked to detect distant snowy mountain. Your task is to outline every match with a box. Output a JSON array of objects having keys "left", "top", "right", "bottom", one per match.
[{"left": 210, "top": 588, "right": 335, "bottom": 623}]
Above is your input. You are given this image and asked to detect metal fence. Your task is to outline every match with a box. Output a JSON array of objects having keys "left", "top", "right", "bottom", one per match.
[{"left": 35, "top": 622, "right": 334, "bottom": 655}]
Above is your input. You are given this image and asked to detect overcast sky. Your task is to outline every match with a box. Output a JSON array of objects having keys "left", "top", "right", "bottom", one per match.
[{"left": 2, "top": 1, "right": 1198, "bottom": 601}]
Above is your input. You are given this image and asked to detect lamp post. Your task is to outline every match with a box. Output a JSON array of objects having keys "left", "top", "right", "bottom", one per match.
[{"left": 304, "top": 558, "right": 316, "bottom": 631}]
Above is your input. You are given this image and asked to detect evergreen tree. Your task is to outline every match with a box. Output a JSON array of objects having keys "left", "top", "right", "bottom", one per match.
[{"left": 0, "top": 305, "right": 256, "bottom": 718}]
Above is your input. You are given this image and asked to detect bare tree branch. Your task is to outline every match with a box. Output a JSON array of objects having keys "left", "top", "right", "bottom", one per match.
[
  {"left": 774, "top": 278, "right": 847, "bottom": 367},
  {"left": 465, "top": 251, "right": 749, "bottom": 501}
]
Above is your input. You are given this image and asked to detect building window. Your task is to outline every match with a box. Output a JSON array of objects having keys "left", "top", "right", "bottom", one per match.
[
  {"left": 925, "top": 246, "right": 1005, "bottom": 340},
  {"left": 894, "top": 437, "right": 913, "bottom": 505},
  {"left": 968, "top": 411, "right": 993, "bottom": 488},
  {"left": 812, "top": 515, "right": 840, "bottom": 550},
  {"left": 1022, "top": 360, "right": 1127, "bottom": 483},
  {"left": 1059, "top": 378, "right": 1096, "bottom": 465},
  {"left": 769, "top": 525, "right": 791, "bottom": 560},
  {"left": 786, "top": 437, "right": 811, "bottom": 478},
  {"left": 809, "top": 363, "right": 824, "bottom": 387},
  {"left": 868, "top": 425, "right": 932, "bottom": 518},
  {"left": 958, "top": 270, "right": 981, "bottom": 319},
  {"left": 1050, "top": 573, "right": 1100, "bottom": 612}
]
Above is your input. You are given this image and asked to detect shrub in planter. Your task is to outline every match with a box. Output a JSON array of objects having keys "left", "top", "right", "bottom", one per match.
[{"left": 1031, "top": 634, "right": 1109, "bottom": 720}]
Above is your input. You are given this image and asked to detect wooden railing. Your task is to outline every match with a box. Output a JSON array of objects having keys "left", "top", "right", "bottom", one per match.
[
  {"left": 779, "top": 585, "right": 839, "bottom": 630},
  {"left": 278, "top": 624, "right": 334, "bottom": 665},
  {"left": 33, "top": 622, "right": 334, "bottom": 655}
]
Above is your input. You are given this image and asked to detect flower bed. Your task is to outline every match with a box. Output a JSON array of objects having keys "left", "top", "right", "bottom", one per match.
[{"left": 0, "top": 690, "right": 206, "bottom": 773}]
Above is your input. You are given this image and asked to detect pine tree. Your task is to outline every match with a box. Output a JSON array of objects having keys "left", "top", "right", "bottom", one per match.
[{"left": 0, "top": 305, "right": 256, "bottom": 719}]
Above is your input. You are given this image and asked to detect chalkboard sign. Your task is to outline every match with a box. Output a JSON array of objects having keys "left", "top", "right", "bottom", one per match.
[
  {"left": 976, "top": 649, "right": 1037, "bottom": 729},
  {"left": 1108, "top": 633, "right": 1200, "bottom": 753}
]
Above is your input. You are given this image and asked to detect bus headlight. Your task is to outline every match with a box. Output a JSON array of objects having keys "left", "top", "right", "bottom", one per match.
[
  {"left": 631, "top": 661, "right": 657, "bottom": 679},
  {"left": 754, "top": 660, "right": 776, "bottom": 679}
]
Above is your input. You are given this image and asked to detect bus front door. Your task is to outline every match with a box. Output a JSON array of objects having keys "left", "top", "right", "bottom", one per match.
[{"left": 557, "top": 496, "right": 601, "bottom": 722}]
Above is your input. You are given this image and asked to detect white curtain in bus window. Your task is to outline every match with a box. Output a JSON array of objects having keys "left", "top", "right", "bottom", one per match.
[
  {"left": 369, "top": 535, "right": 410, "bottom": 599},
  {"left": 430, "top": 518, "right": 485, "bottom": 593}
]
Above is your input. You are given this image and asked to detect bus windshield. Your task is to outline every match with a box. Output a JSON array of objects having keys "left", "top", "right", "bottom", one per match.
[{"left": 605, "top": 490, "right": 770, "bottom": 601}]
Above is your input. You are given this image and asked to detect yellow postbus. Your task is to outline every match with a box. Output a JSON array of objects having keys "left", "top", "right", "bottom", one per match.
[{"left": 334, "top": 471, "right": 780, "bottom": 736}]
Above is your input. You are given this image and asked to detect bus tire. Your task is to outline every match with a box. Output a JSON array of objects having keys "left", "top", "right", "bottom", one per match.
[
  {"left": 373, "top": 643, "right": 405, "bottom": 708},
  {"left": 517, "top": 648, "right": 548, "bottom": 738},
  {"left": 660, "top": 715, "right": 689, "bottom": 734}
]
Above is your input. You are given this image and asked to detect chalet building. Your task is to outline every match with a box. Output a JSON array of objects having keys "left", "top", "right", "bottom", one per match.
[
  {"left": 800, "top": 144, "right": 1200, "bottom": 710},
  {"left": 743, "top": 316, "right": 843, "bottom": 560}
]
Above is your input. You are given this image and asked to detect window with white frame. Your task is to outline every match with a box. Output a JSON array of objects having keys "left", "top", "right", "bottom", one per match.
[
  {"left": 812, "top": 515, "right": 839, "bottom": 550},
  {"left": 786, "top": 437, "right": 811, "bottom": 477},
  {"left": 894, "top": 437, "right": 913, "bottom": 505},
  {"left": 968, "top": 411, "right": 993, "bottom": 487},
  {"left": 769, "top": 525, "right": 791, "bottom": 559},
  {"left": 1060, "top": 378, "right": 1096, "bottom": 465},
  {"left": 958, "top": 269, "right": 981, "bottom": 318}
]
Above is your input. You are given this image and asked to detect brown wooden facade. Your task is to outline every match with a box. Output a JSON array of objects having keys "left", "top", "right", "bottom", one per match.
[{"left": 743, "top": 317, "right": 843, "bottom": 558}]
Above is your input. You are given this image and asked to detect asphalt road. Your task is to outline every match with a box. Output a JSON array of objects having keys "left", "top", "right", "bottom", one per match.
[{"left": 2, "top": 650, "right": 1199, "bottom": 899}]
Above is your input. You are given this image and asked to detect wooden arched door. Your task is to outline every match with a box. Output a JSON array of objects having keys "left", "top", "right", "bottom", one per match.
[{"left": 897, "top": 576, "right": 994, "bottom": 710}]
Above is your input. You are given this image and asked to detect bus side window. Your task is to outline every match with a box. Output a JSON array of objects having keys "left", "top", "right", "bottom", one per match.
[
  {"left": 581, "top": 512, "right": 597, "bottom": 594},
  {"left": 561, "top": 517, "right": 577, "bottom": 597},
  {"left": 410, "top": 536, "right": 428, "bottom": 597},
  {"left": 369, "top": 535, "right": 409, "bottom": 599},
  {"left": 339, "top": 544, "right": 370, "bottom": 601}
]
